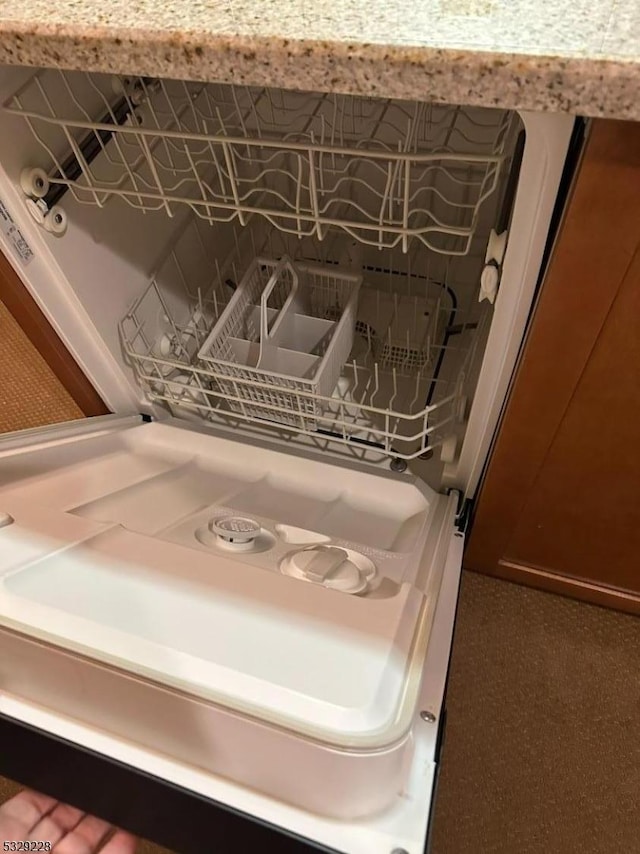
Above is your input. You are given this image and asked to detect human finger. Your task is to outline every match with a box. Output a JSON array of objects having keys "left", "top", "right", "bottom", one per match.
[
  {"left": 0, "top": 790, "right": 59, "bottom": 835},
  {"left": 52, "top": 814, "right": 112, "bottom": 854},
  {"left": 99, "top": 829, "right": 137, "bottom": 854},
  {"left": 27, "top": 802, "right": 85, "bottom": 847}
]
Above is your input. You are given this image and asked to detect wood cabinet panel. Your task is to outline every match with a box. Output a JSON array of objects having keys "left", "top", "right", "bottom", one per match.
[
  {"left": 506, "top": 243, "right": 640, "bottom": 590},
  {"left": 0, "top": 249, "right": 108, "bottom": 418},
  {"left": 465, "top": 119, "right": 640, "bottom": 613}
]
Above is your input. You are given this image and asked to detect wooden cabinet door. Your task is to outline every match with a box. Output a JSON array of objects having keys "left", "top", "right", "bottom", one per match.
[
  {"left": 465, "top": 119, "right": 640, "bottom": 614},
  {"left": 0, "top": 249, "right": 108, "bottom": 418}
]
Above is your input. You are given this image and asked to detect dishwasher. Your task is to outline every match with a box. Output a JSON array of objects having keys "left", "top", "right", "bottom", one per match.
[{"left": 0, "top": 67, "right": 574, "bottom": 854}]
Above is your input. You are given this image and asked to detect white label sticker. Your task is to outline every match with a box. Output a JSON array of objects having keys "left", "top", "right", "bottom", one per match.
[{"left": 0, "top": 198, "right": 34, "bottom": 265}]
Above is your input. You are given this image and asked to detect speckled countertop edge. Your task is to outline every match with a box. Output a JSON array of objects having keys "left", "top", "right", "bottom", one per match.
[{"left": 0, "top": 21, "right": 637, "bottom": 120}]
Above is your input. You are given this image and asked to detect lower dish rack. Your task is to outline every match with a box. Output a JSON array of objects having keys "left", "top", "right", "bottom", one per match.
[{"left": 120, "top": 218, "right": 481, "bottom": 462}]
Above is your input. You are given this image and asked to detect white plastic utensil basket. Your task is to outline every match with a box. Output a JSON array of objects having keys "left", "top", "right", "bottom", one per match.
[{"left": 198, "top": 255, "right": 361, "bottom": 428}]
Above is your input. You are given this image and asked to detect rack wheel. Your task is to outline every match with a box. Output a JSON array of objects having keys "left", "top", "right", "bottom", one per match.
[
  {"left": 20, "top": 167, "right": 49, "bottom": 199},
  {"left": 480, "top": 262, "right": 500, "bottom": 304},
  {"left": 44, "top": 206, "right": 68, "bottom": 236},
  {"left": 440, "top": 435, "right": 458, "bottom": 465},
  {"left": 390, "top": 457, "right": 408, "bottom": 473}
]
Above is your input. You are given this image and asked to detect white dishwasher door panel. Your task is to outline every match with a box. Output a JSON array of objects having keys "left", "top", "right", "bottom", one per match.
[{"left": 0, "top": 415, "right": 462, "bottom": 840}]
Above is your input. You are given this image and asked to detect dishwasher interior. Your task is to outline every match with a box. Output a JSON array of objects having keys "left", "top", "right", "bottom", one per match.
[{"left": 2, "top": 69, "right": 523, "bottom": 489}]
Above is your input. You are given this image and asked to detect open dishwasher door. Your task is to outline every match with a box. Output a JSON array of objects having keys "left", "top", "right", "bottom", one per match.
[
  {"left": 0, "top": 414, "right": 463, "bottom": 854},
  {"left": 0, "top": 63, "right": 574, "bottom": 853}
]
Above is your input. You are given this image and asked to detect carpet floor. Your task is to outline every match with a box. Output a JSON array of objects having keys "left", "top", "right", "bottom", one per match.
[
  {"left": 429, "top": 572, "right": 640, "bottom": 854},
  {"left": 1, "top": 297, "right": 639, "bottom": 853},
  {"left": 0, "top": 298, "right": 82, "bottom": 432}
]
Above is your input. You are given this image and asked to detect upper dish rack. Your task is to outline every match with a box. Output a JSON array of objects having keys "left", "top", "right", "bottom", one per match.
[{"left": 6, "top": 70, "right": 516, "bottom": 253}]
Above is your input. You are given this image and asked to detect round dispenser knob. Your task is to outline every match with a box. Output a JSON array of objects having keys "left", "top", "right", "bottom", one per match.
[
  {"left": 280, "top": 545, "right": 376, "bottom": 595},
  {"left": 210, "top": 516, "right": 261, "bottom": 546}
]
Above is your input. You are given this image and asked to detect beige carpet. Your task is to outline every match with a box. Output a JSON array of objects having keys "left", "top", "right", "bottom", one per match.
[
  {"left": 430, "top": 572, "right": 640, "bottom": 854},
  {"left": 1, "top": 296, "right": 639, "bottom": 853},
  {"left": 0, "top": 299, "right": 83, "bottom": 432}
]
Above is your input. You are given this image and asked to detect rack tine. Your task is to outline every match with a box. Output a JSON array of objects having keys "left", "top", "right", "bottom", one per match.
[
  {"left": 295, "top": 151, "right": 304, "bottom": 239},
  {"left": 388, "top": 367, "right": 398, "bottom": 411},
  {"left": 350, "top": 359, "right": 360, "bottom": 399},
  {"left": 408, "top": 366, "right": 423, "bottom": 412},
  {"left": 369, "top": 362, "right": 380, "bottom": 408}
]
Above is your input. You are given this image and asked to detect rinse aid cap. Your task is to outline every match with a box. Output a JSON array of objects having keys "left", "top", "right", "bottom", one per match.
[
  {"left": 280, "top": 545, "right": 376, "bottom": 595},
  {"left": 209, "top": 515, "right": 262, "bottom": 546}
]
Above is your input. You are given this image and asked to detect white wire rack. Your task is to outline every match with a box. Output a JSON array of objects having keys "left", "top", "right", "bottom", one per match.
[
  {"left": 6, "top": 70, "right": 517, "bottom": 254},
  {"left": 119, "top": 216, "right": 489, "bottom": 461}
]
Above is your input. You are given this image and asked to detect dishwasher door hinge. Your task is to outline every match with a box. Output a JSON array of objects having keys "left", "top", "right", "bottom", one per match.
[
  {"left": 456, "top": 497, "right": 474, "bottom": 534},
  {"left": 140, "top": 413, "right": 154, "bottom": 423},
  {"left": 447, "top": 489, "right": 473, "bottom": 534}
]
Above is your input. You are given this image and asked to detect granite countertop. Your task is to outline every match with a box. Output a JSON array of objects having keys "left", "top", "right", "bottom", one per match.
[{"left": 0, "top": 1, "right": 638, "bottom": 119}]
